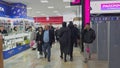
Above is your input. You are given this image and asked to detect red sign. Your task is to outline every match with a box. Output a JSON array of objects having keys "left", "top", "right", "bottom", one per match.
[{"left": 34, "top": 16, "right": 63, "bottom": 24}]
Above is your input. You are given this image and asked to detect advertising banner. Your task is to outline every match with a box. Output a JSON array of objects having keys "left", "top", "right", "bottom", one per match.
[
  {"left": 10, "top": 3, "right": 27, "bottom": 18},
  {"left": 101, "top": 3, "right": 120, "bottom": 10},
  {"left": 34, "top": 16, "right": 63, "bottom": 24},
  {"left": 0, "top": 3, "right": 10, "bottom": 17},
  {"left": 85, "top": 0, "right": 90, "bottom": 25},
  {"left": 71, "top": 0, "right": 81, "bottom": 5}
]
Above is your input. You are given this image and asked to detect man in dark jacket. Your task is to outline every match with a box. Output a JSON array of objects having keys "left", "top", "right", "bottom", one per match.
[
  {"left": 68, "top": 21, "right": 78, "bottom": 61},
  {"left": 43, "top": 25, "right": 55, "bottom": 62},
  {"left": 59, "top": 22, "right": 71, "bottom": 62},
  {"left": 74, "top": 24, "right": 80, "bottom": 47},
  {"left": 82, "top": 23, "right": 96, "bottom": 63}
]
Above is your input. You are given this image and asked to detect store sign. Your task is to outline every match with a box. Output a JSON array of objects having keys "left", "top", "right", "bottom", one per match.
[
  {"left": 34, "top": 16, "right": 63, "bottom": 24},
  {"left": 85, "top": 0, "right": 90, "bottom": 25},
  {"left": 101, "top": 3, "right": 120, "bottom": 10},
  {"left": 71, "top": 0, "right": 81, "bottom": 5},
  {"left": 0, "top": 7, "right": 4, "bottom": 12}
]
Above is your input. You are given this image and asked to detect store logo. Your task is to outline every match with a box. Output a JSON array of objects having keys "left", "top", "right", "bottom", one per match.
[
  {"left": 101, "top": 3, "right": 120, "bottom": 10},
  {"left": 0, "top": 7, "right": 4, "bottom": 12}
]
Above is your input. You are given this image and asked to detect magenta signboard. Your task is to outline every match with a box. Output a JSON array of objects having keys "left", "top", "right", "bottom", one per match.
[
  {"left": 71, "top": 0, "right": 80, "bottom": 5},
  {"left": 101, "top": 3, "right": 120, "bottom": 10},
  {"left": 85, "top": 0, "right": 90, "bottom": 25}
]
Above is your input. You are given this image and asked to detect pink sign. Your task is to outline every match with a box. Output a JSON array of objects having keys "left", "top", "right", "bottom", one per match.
[
  {"left": 71, "top": 0, "right": 80, "bottom": 5},
  {"left": 85, "top": 0, "right": 90, "bottom": 25},
  {"left": 101, "top": 3, "right": 120, "bottom": 10}
]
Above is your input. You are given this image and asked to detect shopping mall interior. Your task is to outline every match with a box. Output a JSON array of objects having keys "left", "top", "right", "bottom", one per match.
[{"left": 0, "top": 0, "right": 120, "bottom": 68}]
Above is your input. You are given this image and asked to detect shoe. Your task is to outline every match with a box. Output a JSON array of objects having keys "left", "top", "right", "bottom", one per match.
[
  {"left": 70, "top": 58, "right": 73, "bottom": 61},
  {"left": 60, "top": 56, "right": 63, "bottom": 59},
  {"left": 48, "top": 59, "right": 51, "bottom": 62},
  {"left": 45, "top": 54, "right": 47, "bottom": 58},
  {"left": 84, "top": 59, "right": 88, "bottom": 63},
  {"left": 84, "top": 60, "right": 88, "bottom": 63},
  {"left": 89, "top": 55, "right": 91, "bottom": 60},
  {"left": 64, "top": 59, "right": 67, "bottom": 62}
]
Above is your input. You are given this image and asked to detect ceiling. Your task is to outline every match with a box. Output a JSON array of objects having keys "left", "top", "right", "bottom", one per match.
[
  {"left": 3, "top": 0, "right": 79, "bottom": 17},
  {"left": 3, "top": 0, "right": 120, "bottom": 17}
]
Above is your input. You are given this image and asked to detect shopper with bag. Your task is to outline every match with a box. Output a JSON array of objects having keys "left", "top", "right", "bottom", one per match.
[
  {"left": 82, "top": 23, "right": 96, "bottom": 63},
  {"left": 36, "top": 27, "right": 44, "bottom": 58}
]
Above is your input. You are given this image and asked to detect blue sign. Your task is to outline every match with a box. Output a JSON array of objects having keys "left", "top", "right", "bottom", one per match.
[
  {"left": 10, "top": 3, "right": 27, "bottom": 18},
  {"left": 0, "top": 1, "right": 27, "bottom": 18},
  {"left": 0, "top": 3, "right": 7, "bottom": 17}
]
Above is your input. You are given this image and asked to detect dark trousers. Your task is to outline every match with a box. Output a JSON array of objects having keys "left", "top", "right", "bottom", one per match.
[
  {"left": 60, "top": 44, "right": 63, "bottom": 57},
  {"left": 69, "top": 43, "right": 74, "bottom": 59},
  {"left": 74, "top": 39, "right": 78, "bottom": 47},
  {"left": 43, "top": 43, "right": 51, "bottom": 60},
  {"left": 37, "top": 43, "right": 43, "bottom": 55}
]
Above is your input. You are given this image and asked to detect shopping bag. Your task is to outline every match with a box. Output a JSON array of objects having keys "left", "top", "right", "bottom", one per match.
[{"left": 86, "top": 47, "right": 90, "bottom": 53}]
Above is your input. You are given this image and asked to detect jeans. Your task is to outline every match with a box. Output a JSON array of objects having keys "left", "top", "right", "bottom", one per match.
[
  {"left": 43, "top": 42, "right": 51, "bottom": 60},
  {"left": 84, "top": 43, "right": 92, "bottom": 60}
]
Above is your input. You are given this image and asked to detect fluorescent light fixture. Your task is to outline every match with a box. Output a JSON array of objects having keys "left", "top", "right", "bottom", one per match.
[
  {"left": 65, "top": 6, "right": 71, "bottom": 8},
  {"left": 36, "top": 11, "right": 41, "bottom": 13},
  {"left": 48, "top": 6, "right": 54, "bottom": 9},
  {"left": 56, "top": 13, "right": 61, "bottom": 16},
  {"left": 63, "top": 0, "right": 71, "bottom": 2},
  {"left": 41, "top": 0, "right": 48, "bottom": 3},
  {"left": 27, "top": 7, "right": 32, "bottom": 10},
  {"left": 41, "top": 14, "right": 46, "bottom": 15},
  {"left": 53, "top": 11, "right": 58, "bottom": 13}
]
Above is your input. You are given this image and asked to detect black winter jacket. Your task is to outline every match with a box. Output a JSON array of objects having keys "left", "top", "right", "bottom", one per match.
[{"left": 82, "top": 28, "right": 96, "bottom": 43}]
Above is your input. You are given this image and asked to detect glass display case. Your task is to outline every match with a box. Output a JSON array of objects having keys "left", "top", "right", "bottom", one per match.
[
  {"left": 0, "top": 18, "right": 35, "bottom": 59},
  {"left": 2, "top": 33, "right": 30, "bottom": 51}
]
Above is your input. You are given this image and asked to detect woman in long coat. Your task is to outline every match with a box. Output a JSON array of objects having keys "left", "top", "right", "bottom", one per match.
[{"left": 59, "top": 22, "right": 71, "bottom": 62}]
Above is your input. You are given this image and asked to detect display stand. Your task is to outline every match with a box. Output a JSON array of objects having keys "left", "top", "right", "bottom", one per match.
[{"left": 0, "top": 35, "right": 3, "bottom": 68}]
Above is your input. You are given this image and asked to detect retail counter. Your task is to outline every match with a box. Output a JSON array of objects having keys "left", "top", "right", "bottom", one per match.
[{"left": 2, "top": 32, "right": 31, "bottom": 59}]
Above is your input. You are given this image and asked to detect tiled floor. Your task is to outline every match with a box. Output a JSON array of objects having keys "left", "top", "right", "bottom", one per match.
[
  {"left": 88, "top": 60, "right": 108, "bottom": 68},
  {"left": 4, "top": 43, "right": 85, "bottom": 68}
]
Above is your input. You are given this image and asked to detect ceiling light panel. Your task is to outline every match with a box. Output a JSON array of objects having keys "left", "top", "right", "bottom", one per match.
[
  {"left": 27, "top": 7, "right": 32, "bottom": 10},
  {"left": 53, "top": 11, "right": 59, "bottom": 13},
  {"left": 65, "top": 6, "right": 71, "bottom": 8},
  {"left": 40, "top": 0, "right": 48, "bottom": 3},
  {"left": 36, "top": 11, "right": 41, "bottom": 13},
  {"left": 48, "top": 6, "right": 54, "bottom": 9},
  {"left": 63, "top": 0, "right": 71, "bottom": 2}
]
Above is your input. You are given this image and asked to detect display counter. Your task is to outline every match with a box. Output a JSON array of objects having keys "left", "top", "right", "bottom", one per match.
[{"left": 2, "top": 32, "right": 31, "bottom": 59}]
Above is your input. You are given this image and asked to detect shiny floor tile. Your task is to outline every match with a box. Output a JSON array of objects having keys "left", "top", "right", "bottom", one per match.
[{"left": 4, "top": 43, "right": 85, "bottom": 68}]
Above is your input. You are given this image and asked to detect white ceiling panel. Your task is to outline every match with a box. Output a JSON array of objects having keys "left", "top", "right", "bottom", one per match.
[{"left": 3, "top": 0, "right": 79, "bottom": 17}]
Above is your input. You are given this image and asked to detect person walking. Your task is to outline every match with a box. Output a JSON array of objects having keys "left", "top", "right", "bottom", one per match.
[
  {"left": 59, "top": 22, "right": 71, "bottom": 62},
  {"left": 43, "top": 25, "right": 55, "bottom": 62},
  {"left": 82, "top": 23, "right": 96, "bottom": 63},
  {"left": 36, "top": 27, "right": 44, "bottom": 58},
  {"left": 73, "top": 24, "right": 80, "bottom": 47},
  {"left": 68, "top": 21, "right": 78, "bottom": 61},
  {"left": 55, "top": 27, "right": 59, "bottom": 42}
]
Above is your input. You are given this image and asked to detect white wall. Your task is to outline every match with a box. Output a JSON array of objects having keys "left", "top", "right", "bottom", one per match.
[{"left": 91, "top": 1, "right": 120, "bottom": 14}]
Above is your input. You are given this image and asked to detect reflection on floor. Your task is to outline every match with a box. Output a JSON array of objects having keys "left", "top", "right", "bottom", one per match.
[{"left": 4, "top": 43, "right": 85, "bottom": 68}]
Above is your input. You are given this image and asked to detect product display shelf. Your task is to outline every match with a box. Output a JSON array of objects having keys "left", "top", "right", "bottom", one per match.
[{"left": 3, "top": 33, "right": 31, "bottom": 59}]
